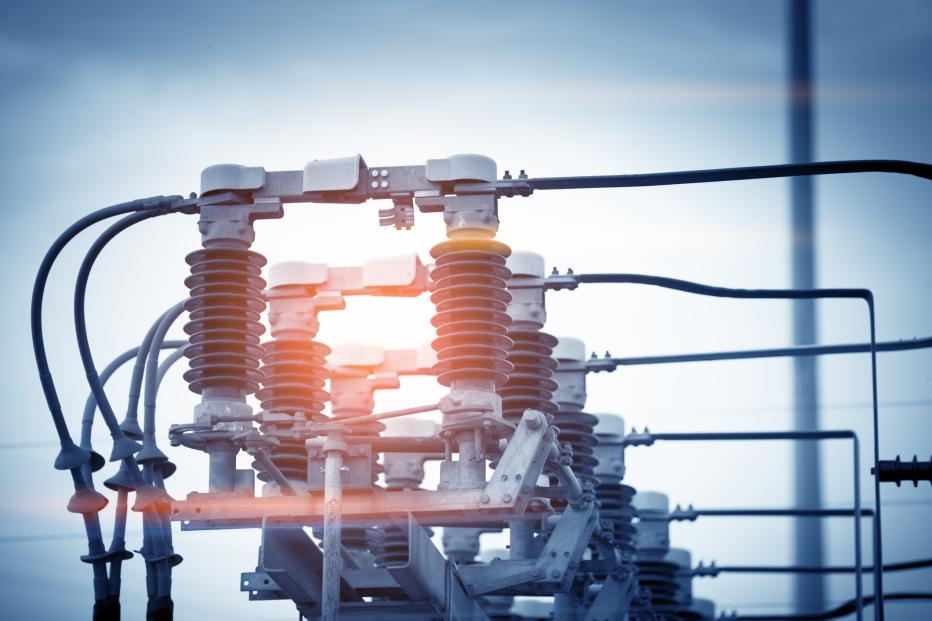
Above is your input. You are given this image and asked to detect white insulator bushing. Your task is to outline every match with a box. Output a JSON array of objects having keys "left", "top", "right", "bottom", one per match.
[
  {"left": 268, "top": 261, "right": 328, "bottom": 288},
  {"left": 362, "top": 253, "right": 424, "bottom": 288},
  {"left": 633, "top": 490, "right": 669, "bottom": 515},
  {"left": 668, "top": 547, "right": 694, "bottom": 604},
  {"left": 506, "top": 251, "right": 546, "bottom": 279},
  {"left": 594, "top": 414, "right": 626, "bottom": 440},
  {"left": 594, "top": 414, "right": 626, "bottom": 479},
  {"left": 442, "top": 527, "right": 483, "bottom": 562},
  {"left": 200, "top": 163, "right": 266, "bottom": 194},
  {"left": 425, "top": 154, "right": 497, "bottom": 182},
  {"left": 329, "top": 344, "right": 385, "bottom": 369},
  {"left": 553, "top": 336, "right": 586, "bottom": 362},
  {"left": 383, "top": 417, "right": 437, "bottom": 438},
  {"left": 303, "top": 154, "right": 363, "bottom": 192},
  {"left": 691, "top": 598, "right": 715, "bottom": 619},
  {"left": 634, "top": 491, "right": 670, "bottom": 560},
  {"left": 478, "top": 548, "right": 510, "bottom": 563},
  {"left": 510, "top": 599, "right": 552, "bottom": 620},
  {"left": 667, "top": 547, "right": 692, "bottom": 570}
]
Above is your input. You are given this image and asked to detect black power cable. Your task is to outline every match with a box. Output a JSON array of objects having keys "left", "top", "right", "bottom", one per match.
[
  {"left": 72, "top": 208, "right": 185, "bottom": 621},
  {"left": 738, "top": 592, "right": 932, "bottom": 620},
  {"left": 610, "top": 336, "right": 932, "bottom": 366},
  {"left": 31, "top": 196, "right": 179, "bottom": 470},
  {"left": 714, "top": 557, "right": 932, "bottom": 574},
  {"left": 565, "top": 273, "right": 884, "bottom": 609},
  {"left": 30, "top": 196, "right": 180, "bottom": 621},
  {"left": 526, "top": 159, "right": 932, "bottom": 191}
]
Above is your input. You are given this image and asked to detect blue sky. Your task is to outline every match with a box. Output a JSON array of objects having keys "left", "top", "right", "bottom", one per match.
[{"left": 1, "top": 1, "right": 930, "bottom": 619}]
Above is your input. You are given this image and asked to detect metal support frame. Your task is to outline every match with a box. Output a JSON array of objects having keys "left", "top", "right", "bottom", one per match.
[
  {"left": 244, "top": 514, "right": 488, "bottom": 621},
  {"left": 173, "top": 409, "right": 554, "bottom": 528}
]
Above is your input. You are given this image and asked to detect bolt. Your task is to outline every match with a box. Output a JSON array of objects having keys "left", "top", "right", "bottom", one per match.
[
  {"left": 551, "top": 569, "right": 561, "bottom": 579},
  {"left": 370, "top": 180, "right": 379, "bottom": 189},
  {"left": 380, "top": 169, "right": 389, "bottom": 177},
  {"left": 379, "top": 180, "right": 389, "bottom": 188},
  {"left": 501, "top": 474, "right": 508, "bottom": 481},
  {"left": 525, "top": 412, "right": 542, "bottom": 430},
  {"left": 501, "top": 494, "right": 512, "bottom": 503},
  {"left": 480, "top": 494, "right": 490, "bottom": 504}
]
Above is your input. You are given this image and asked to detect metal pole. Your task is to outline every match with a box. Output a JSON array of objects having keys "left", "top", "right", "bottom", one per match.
[
  {"left": 322, "top": 433, "right": 344, "bottom": 621},
  {"left": 788, "top": 0, "right": 824, "bottom": 613}
]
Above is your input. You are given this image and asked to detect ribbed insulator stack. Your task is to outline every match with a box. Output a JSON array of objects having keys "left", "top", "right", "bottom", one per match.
[
  {"left": 597, "top": 482, "right": 637, "bottom": 557},
  {"left": 594, "top": 415, "right": 637, "bottom": 559},
  {"left": 430, "top": 237, "right": 514, "bottom": 390},
  {"left": 255, "top": 339, "right": 330, "bottom": 482},
  {"left": 501, "top": 251, "right": 558, "bottom": 425},
  {"left": 687, "top": 598, "right": 716, "bottom": 620},
  {"left": 329, "top": 345, "right": 395, "bottom": 486},
  {"left": 183, "top": 246, "right": 267, "bottom": 396},
  {"left": 634, "top": 491, "right": 679, "bottom": 612},
  {"left": 552, "top": 337, "right": 599, "bottom": 488},
  {"left": 667, "top": 547, "right": 696, "bottom": 618},
  {"left": 441, "top": 527, "right": 483, "bottom": 565},
  {"left": 373, "top": 418, "right": 435, "bottom": 567},
  {"left": 255, "top": 262, "right": 332, "bottom": 484},
  {"left": 375, "top": 526, "right": 410, "bottom": 567}
]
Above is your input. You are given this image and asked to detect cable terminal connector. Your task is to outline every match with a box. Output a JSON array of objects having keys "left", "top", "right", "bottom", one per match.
[
  {"left": 624, "top": 427, "right": 654, "bottom": 447},
  {"left": 669, "top": 503, "right": 698, "bottom": 522},
  {"left": 586, "top": 350, "right": 619, "bottom": 374},
  {"left": 544, "top": 267, "right": 579, "bottom": 291},
  {"left": 692, "top": 560, "right": 720, "bottom": 578}
]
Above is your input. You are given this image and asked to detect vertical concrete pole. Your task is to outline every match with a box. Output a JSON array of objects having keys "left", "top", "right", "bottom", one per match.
[{"left": 788, "top": 0, "right": 825, "bottom": 612}]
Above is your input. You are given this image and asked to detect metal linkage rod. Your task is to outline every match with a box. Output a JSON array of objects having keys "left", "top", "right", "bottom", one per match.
[{"left": 313, "top": 403, "right": 440, "bottom": 430}]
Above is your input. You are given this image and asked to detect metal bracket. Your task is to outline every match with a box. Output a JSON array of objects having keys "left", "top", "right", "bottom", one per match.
[
  {"left": 584, "top": 570, "right": 638, "bottom": 621},
  {"left": 456, "top": 501, "right": 598, "bottom": 595},
  {"left": 307, "top": 444, "right": 373, "bottom": 490},
  {"left": 171, "top": 409, "right": 553, "bottom": 527}
]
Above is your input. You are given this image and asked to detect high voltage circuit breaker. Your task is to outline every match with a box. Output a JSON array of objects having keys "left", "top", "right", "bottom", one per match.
[{"left": 32, "top": 153, "right": 932, "bottom": 621}]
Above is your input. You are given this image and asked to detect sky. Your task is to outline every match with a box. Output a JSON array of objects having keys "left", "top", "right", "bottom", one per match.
[{"left": 1, "top": 1, "right": 930, "bottom": 619}]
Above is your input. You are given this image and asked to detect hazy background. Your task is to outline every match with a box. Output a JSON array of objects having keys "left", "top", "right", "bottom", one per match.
[{"left": 1, "top": 1, "right": 930, "bottom": 619}]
